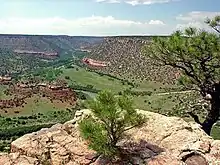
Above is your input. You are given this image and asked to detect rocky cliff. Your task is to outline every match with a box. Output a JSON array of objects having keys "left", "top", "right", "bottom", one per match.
[{"left": 0, "top": 109, "right": 220, "bottom": 165}]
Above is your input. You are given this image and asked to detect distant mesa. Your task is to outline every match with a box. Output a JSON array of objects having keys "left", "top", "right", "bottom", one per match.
[
  {"left": 76, "top": 46, "right": 93, "bottom": 53},
  {"left": 13, "top": 50, "right": 58, "bottom": 57},
  {"left": 82, "top": 57, "right": 110, "bottom": 68},
  {"left": 0, "top": 35, "right": 104, "bottom": 59},
  {"left": 0, "top": 76, "right": 11, "bottom": 81}
]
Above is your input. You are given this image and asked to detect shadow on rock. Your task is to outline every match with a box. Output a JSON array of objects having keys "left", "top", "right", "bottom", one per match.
[{"left": 94, "top": 139, "right": 165, "bottom": 165}]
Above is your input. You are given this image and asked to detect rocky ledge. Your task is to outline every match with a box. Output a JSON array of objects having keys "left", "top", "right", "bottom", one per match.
[{"left": 0, "top": 109, "right": 220, "bottom": 165}]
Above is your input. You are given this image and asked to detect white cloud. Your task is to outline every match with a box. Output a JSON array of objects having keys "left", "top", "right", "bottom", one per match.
[
  {"left": 125, "top": 0, "right": 140, "bottom": 5},
  {"left": 125, "top": 0, "right": 175, "bottom": 5},
  {"left": 176, "top": 11, "right": 220, "bottom": 22},
  {"left": 149, "top": 20, "right": 165, "bottom": 25},
  {"left": 0, "top": 16, "right": 167, "bottom": 36},
  {"left": 176, "top": 11, "right": 220, "bottom": 31},
  {"left": 96, "top": 0, "right": 179, "bottom": 5},
  {"left": 96, "top": 0, "right": 120, "bottom": 3},
  {"left": 1, "top": 12, "right": 218, "bottom": 36}
]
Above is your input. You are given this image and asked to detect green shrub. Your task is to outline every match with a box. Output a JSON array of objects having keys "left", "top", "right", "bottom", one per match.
[
  {"left": 86, "top": 84, "right": 94, "bottom": 89},
  {"left": 79, "top": 90, "right": 146, "bottom": 158},
  {"left": 65, "top": 76, "right": 70, "bottom": 80},
  {"left": 0, "top": 123, "right": 54, "bottom": 140},
  {"left": 5, "top": 118, "right": 11, "bottom": 122},
  {"left": 75, "top": 91, "right": 87, "bottom": 100}
]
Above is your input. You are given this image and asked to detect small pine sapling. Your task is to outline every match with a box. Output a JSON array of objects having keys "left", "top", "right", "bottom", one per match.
[{"left": 79, "top": 90, "right": 146, "bottom": 158}]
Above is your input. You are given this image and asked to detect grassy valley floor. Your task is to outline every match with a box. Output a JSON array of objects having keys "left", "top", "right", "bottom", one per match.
[{"left": 0, "top": 65, "right": 219, "bottom": 152}]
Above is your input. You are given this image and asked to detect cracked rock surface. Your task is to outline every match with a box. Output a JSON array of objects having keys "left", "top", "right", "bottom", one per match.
[{"left": 0, "top": 109, "right": 220, "bottom": 165}]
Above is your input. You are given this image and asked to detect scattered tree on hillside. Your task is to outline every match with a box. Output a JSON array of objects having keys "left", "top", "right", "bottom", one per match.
[
  {"left": 79, "top": 90, "right": 146, "bottom": 158},
  {"left": 36, "top": 68, "right": 63, "bottom": 82},
  {"left": 142, "top": 16, "right": 220, "bottom": 135},
  {"left": 0, "top": 50, "right": 17, "bottom": 76}
]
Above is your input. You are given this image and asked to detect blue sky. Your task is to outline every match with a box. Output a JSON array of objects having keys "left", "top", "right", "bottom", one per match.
[{"left": 0, "top": 0, "right": 219, "bottom": 36}]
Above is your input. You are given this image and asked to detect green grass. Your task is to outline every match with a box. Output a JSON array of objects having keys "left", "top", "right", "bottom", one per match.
[
  {"left": 60, "top": 66, "right": 131, "bottom": 92},
  {"left": 211, "top": 124, "right": 220, "bottom": 140},
  {"left": 1, "top": 95, "right": 72, "bottom": 117},
  {"left": 2, "top": 67, "right": 179, "bottom": 119},
  {"left": 59, "top": 67, "right": 186, "bottom": 116},
  {"left": 0, "top": 107, "right": 76, "bottom": 130},
  {"left": 1, "top": 64, "right": 220, "bottom": 141},
  {"left": 18, "top": 96, "right": 69, "bottom": 116},
  {"left": 133, "top": 94, "right": 177, "bottom": 113},
  {"left": 0, "top": 85, "right": 12, "bottom": 99},
  {"left": 135, "top": 80, "right": 174, "bottom": 92}
]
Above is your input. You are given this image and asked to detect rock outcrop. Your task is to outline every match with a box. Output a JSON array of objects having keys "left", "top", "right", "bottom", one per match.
[{"left": 0, "top": 109, "right": 220, "bottom": 165}]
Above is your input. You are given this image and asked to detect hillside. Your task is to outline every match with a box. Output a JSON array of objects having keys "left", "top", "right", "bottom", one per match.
[
  {"left": 0, "top": 35, "right": 181, "bottom": 84},
  {"left": 0, "top": 34, "right": 104, "bottom": 56},
  {"left": 87, "top": 37, "right": 179, "bottom": 84}
]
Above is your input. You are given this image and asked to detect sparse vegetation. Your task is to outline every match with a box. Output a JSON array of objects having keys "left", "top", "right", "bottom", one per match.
[{"left": 88, "top": 37, "right": 179, "bottom": 84}]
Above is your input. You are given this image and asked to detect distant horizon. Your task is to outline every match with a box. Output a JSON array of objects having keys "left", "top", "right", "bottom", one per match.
[{"left": 0, "top": 33, "right": 171, "bottom": 37}]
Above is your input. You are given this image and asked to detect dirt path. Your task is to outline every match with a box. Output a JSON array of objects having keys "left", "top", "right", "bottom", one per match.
[{"left": 155, "top": 90, "right": 193, "bottom": 96}]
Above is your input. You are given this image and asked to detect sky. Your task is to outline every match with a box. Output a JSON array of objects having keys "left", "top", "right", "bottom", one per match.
[{"left": 0, "top": 0, "right": 219, "bottom": 36}]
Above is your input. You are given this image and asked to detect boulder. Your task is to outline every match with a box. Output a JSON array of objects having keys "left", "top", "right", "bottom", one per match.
[
  {"left": 0, "top": 152, "right": 39, "bottom": 165},
  {"left": 0, "top": 109, "right": 220, "bottom": 165}
]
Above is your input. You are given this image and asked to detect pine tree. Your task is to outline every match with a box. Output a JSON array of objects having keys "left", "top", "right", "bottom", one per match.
[
  {"left": 142, "top": 16, "right": 220, "bottom": 135},
  {"left": 79, "top": 90, "right": 146, "bottom": 158}
]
